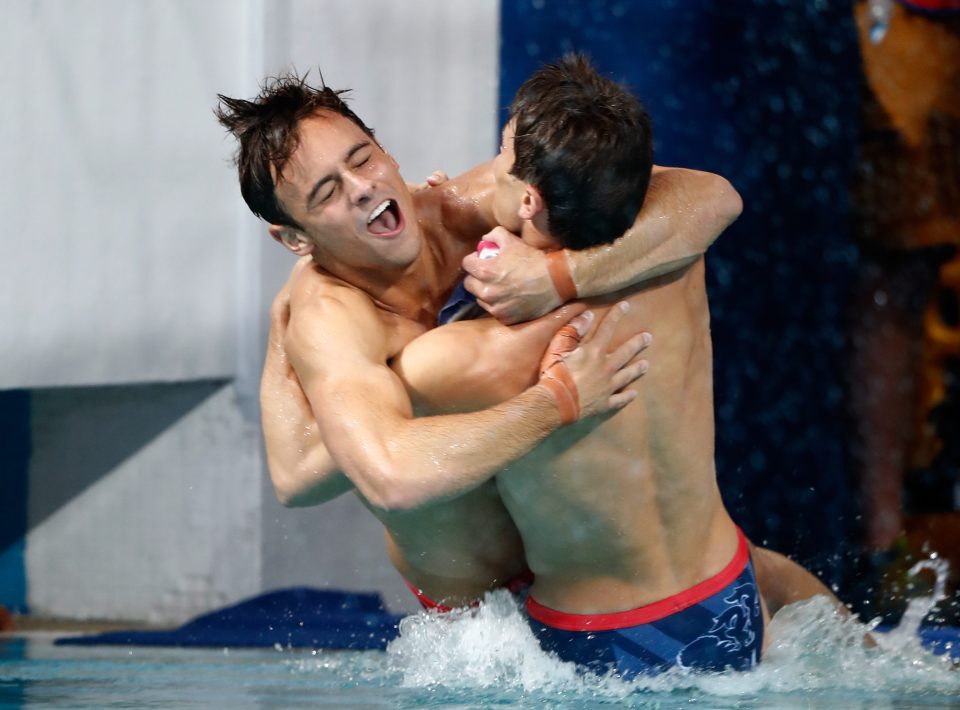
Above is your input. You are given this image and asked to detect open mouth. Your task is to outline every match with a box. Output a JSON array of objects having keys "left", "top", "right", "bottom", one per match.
[{"left": 366, "top": 199, "right": 404, "bottom": 237}]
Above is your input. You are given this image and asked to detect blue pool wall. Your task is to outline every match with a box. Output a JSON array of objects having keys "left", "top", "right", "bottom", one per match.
[
  {"left": 500, "top": 0, "right": 864, "bottom": 589},
  {"left": 0, "top": 390, "right": 30, "bottom": 613}
]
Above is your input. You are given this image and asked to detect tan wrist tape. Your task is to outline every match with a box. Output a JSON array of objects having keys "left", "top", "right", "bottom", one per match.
[
  {"left": 538, "top": 373, "right": 579, "bottom": 424},
  {"left": 537, "top": 322, "right": 583, "bottom": 424},
  {"left": 546, "top": 250, "right": 578, "bottom": 303}
]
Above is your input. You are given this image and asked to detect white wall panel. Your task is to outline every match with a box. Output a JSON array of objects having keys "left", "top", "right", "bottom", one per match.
[
  {"left": 0, "top": 0, "right": 499, "bottom": 389},
  {"left": 265, "top": 0, "right": 500, "bottom": 187},
  {"left": 12, "top": 0, "right": 501, "bottom": 623},
  {"left": 0, "top": 1, "right": 253, "bottom": 388}
]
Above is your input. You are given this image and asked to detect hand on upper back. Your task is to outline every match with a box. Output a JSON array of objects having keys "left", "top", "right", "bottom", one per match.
[
  {"left": 461, "top": 227, "right": 562, "bottom": 325},
  {"left": 538, "top": 304, "right": 651, "bottom": 422}
]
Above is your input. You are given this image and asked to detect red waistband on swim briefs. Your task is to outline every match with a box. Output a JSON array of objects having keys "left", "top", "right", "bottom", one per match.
[
  {"left": 526, "top": 528, "right": 750, "bottom": 632},
  {"left": 404, "top": 568, "right": 535, "bottom": 614}
]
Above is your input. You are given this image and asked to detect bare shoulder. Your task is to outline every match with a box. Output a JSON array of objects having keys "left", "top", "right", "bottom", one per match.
[
  {"left": 646, "top": 165, "right": 742, "bottom": 215},
  {"left": 287, "top": 259, "right": 373, "bottom": 317},
  {"left": 416, "top": 160, "right": 498, "bottom": 243},
  {"left": 285, "top": 267, "right": 385, "bottom": 368},
  {"left": 268, "top": 256, "right": 312, "bottom": 320}
]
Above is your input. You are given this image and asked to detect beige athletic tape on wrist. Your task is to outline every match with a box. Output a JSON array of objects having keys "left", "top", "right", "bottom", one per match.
[
  {"left": 538, "top": 323, "right": 582, "bottom": 424},
  {"left": 546, "top": 250, "right": 578, "bottom": 303}
]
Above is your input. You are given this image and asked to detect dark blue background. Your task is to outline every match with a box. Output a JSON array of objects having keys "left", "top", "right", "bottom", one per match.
[
  {"left": 501, "top": 0, "right": 864, "bottom": 590},
  {"left": 0, "top": 390, "right": 30, "bottom": 612}
]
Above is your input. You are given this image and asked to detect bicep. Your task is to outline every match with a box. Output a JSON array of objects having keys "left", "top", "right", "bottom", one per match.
[
  {"left": 300, "top": 361, "right": 417, "bottom": 495},
  {"left": 260, "top": 324, "right": 352, "bottom": 506},
  {"left": 287, "top": 309, "right": 415, "bottom": 482},
  {"left": 392, "top": 319, "right": 549, "bottom": 415},
  {"left": 391, "top": 325, "right": 490, "bottom": 414},
  {"left": 644, "top": 166, "right": 742, "bottom": 236}
]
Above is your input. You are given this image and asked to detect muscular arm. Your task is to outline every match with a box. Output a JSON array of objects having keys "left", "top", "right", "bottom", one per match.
[
  {"left": 462, "top": 166, "right": 743, "bottom": 323},
  {"left": 262, "top": 298, "right": 555, "bottom": 507},
  {"left": 286, "top": 287, "right": 641, "bottom": 513},
  {"left": 261, "top": 303, "right": 351, "bottom": 506},
  {"left": 393, "top": 306, "right": 584, "bottom": 416},
  {"left": 569, "top": 166, "right": 742, "bottom": 295},
  {"left": 261, "top": 274, "right": 352, "bottom": 507}
]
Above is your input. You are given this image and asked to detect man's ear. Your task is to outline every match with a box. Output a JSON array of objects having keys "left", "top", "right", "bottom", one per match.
[
  {"left": 518, "top": 184, "right": 545, "bottom": 221},
  {"left": 268, "top": 224, "right": 314, "bottom": 257}
]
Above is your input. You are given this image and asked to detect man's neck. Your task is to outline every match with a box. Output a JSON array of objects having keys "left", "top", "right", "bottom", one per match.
[
  {"left": 372, "top": 187, "right": 481, "bottom": 327},
  {"left": 315, "top": 226, "right": 453, "bottom": 328},
  {"left": 369, "top": 241, "right": 449, "bottom": 326},
  {"left": 520, "top": 218, "right": 563, "bottom": 252},
  {"left": 317, "top": 184, "right": 488, "bottom": 326}
]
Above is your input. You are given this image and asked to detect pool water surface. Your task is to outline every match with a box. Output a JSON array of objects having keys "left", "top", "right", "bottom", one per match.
[{"left": 1, "top": 593, "right": 958, "bottom": 709}]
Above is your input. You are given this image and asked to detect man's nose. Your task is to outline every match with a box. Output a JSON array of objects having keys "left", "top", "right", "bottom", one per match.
[{"left": 345, "top": 171, "right": 375, "bottom": 206}]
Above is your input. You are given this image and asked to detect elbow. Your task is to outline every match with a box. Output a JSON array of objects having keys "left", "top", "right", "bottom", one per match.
[
  {"left": 369, "top": 495, "right": 420, "bottom": 514},
  {"left": 713, "top": 176, "right": 743, "bottom": 229},
  {"left": 690, "top": 175, "right": 742, "bottom": 255},
  {"left": 275, "top": 486, "right": 308, "bottom": 508},
  {"left": 360, "top": 465, "right": 429, "bottom": 514},
  {"left": 275, "top": 491, "right": 298, "bottom": 508},
  {"left": 271, "top": 474, "right": 306, "bottom": 508},
  {"left": 267, "top": 460, "right": 312, "bottom": 508},
  {"left": 364, "top": 485, "right": 422, "bottom": 514}
]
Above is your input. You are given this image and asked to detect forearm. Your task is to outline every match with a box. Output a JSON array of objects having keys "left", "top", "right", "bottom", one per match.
[
  {"left": 567, "top": 168, "right": 742, "bottom": 298},
  {"left": 320, "top": 384, "right": 561, "bottom": 512},
  {"left": 265, "top": 432, "right": 353, "bottom": 507},
  {"left": 294, "top": 299, "right": 639, "bottom": 513}
]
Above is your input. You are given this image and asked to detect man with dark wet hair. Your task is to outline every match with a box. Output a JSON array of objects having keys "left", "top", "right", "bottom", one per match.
[
  {"left": 507, "top": 54, "right": 653, "bottom": 251},
  {"left": 217, "top": 70, "right": 656, "bottom": 508},
  {"left": 217, "top": 61, "right": 741, "bottom": 615},
  {"left": 386, "top": 55, "right": 850, "bottom": 677}
]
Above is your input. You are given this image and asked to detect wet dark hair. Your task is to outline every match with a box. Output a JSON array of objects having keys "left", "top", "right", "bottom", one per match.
[
  {"left": 509, "top": 54, "right": 653, "bottom": 250},
  {"left": 215, "top": 72, "right": 376, "bottom": 229}
]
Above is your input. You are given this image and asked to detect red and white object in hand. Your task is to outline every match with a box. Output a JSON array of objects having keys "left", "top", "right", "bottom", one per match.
[{"left": 476, "top": 240, "right": 500, "bottom": 260}]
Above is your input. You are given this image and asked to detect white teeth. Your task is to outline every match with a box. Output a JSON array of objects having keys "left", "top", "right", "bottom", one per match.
[{"left": 367, "top": 200, "right": 391, "bottom": 225}]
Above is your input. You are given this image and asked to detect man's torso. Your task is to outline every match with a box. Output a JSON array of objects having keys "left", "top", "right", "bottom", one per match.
[
  {"left": 285, "top": 177, "right": 529, "bottom": 606},
  {"left": 407, "top": 258, "right": 740, "bottom": 614}
]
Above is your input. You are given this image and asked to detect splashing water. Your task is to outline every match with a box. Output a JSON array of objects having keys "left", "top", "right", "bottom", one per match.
[
  {"left": 874, "top": 556, "right": 951, "bottom": 654},
  {"left": 387, "top": 590, "right": 622, "bottom": 695},
  {"left": 288, "top": 584, "right": 959, "bottom": 707}
]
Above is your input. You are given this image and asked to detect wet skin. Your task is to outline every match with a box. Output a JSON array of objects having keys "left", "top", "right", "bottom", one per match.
[{"left": 261, "top": 112, "right": 742, "bottom": 608}]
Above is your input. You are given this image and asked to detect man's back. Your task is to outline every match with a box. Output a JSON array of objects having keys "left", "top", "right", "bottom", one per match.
[
  {"left": 497, "top": 260, "right": 739, "bottom": 613},
  {"left": 398, "top": 258, "right": 739, "bottom": 613},
  {"left": 395, "top": 256, "right": 767, "bottom": 676}
]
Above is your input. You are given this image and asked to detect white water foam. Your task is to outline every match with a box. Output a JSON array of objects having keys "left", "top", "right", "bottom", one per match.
[
  {"left": 379, "top": 586, "right": 958, "bottom": 700},
  {"left": 287, "top": 564, "right": 959, "bottom": 707},
  {"left": 382, "top": 589, "right": 637, "bottom": 703}
]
